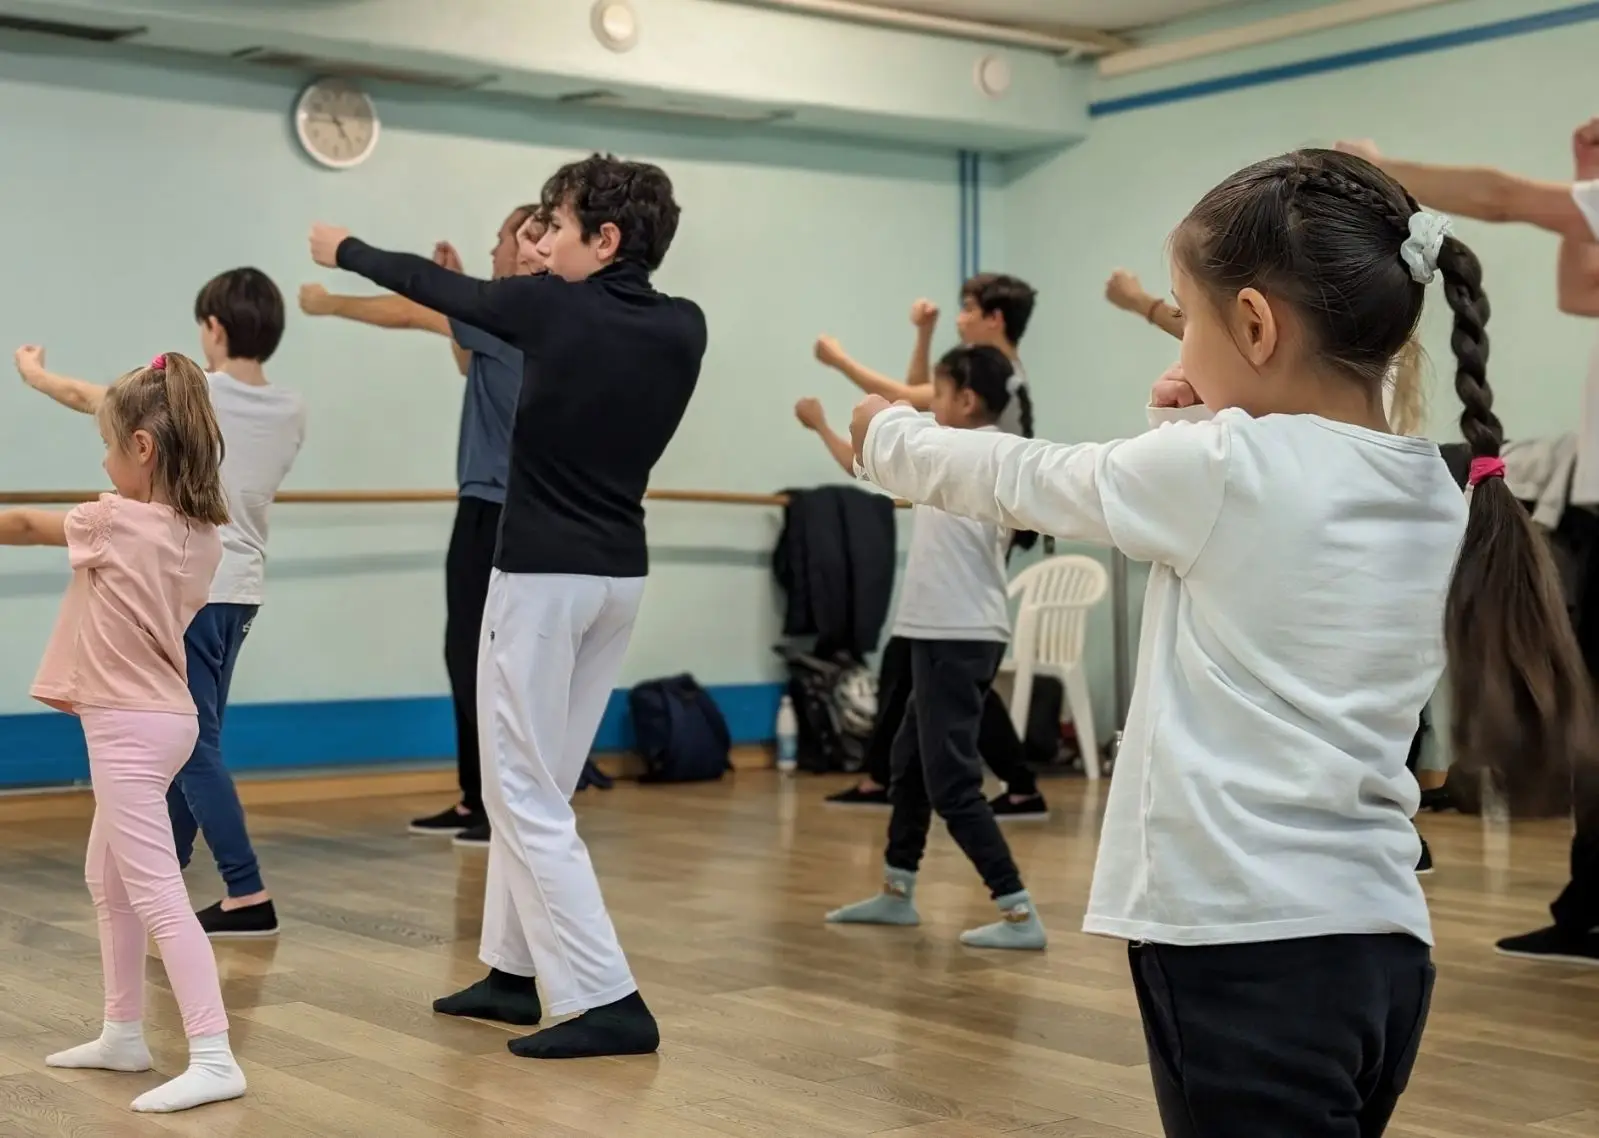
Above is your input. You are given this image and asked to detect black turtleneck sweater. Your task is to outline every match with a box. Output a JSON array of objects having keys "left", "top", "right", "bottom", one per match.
[{"left": 336, "top": 240, "right": 707, "bottom": 577}]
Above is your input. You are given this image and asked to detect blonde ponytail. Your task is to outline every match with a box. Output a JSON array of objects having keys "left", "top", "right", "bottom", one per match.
[{"left": 100, "top": 352, "right": 230, "bottom": 526}]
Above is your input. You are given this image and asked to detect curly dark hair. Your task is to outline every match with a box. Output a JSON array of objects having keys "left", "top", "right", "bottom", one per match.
[{"left": 539, "top": 153, "right": 681, "bottom": 272}]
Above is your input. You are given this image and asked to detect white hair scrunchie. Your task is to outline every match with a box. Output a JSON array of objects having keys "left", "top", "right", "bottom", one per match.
[
  {"left": 1401, "top": 210, "right": 1452, "bottom": 284},
  {"left": 1006, "top": 373, "right": 1022, "bottom": 396}
]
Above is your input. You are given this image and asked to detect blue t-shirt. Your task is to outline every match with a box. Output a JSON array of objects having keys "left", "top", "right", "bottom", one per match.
[{"left": 448, "top": 318, "right": 523, "bottom": 504}]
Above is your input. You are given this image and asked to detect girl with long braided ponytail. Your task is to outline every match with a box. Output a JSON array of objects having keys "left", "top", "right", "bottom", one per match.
[{"left": 846, "top": 148, "right": 1589, "bottom": 1136}]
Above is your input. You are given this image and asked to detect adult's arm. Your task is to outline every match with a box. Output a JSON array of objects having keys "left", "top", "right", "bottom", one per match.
[
  {"left": 1336, "top": 142, "right": 1590, "bottom": 238},
  {"left": 331, "top": 237, "right": 552, "bottom": 350},
  {"left": 1558, "top": 240, "right": 1599, "bottom": 317},
  {"left": 300, "top": 288, "right": 469, "bottom": 375}
]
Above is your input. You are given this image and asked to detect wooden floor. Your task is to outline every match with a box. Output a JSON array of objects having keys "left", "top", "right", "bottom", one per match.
[{"left": 0, "top": 773, "right": 1597, "bottom": 1137}]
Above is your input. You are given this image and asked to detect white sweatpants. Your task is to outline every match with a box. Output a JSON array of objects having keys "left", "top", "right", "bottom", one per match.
[{"left": 476, "top": 570, "right": 646, "bottom": 1017}]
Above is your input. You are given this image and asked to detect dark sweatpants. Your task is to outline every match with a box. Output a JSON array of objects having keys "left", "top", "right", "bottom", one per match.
[
  {"left": 444, "top": 495, "right": 502, "bottom": 813},
  {"left": 865, "top": 636, "right": 1037, "bottom": 796},
  {"left": 885, "top": 639, "right": 1023, "bottom": 899},
  {"left": 1130, "top": 934, "right": 1434, "bottom": 1138},
  {"left": 1551, "top": 763, "right": 1599, "bottom": 934}
]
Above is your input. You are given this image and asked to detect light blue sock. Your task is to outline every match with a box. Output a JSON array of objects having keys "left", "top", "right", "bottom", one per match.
[
  {"left": 825, "top": 866, "right": 920, "bottom": 926},
  {"left": 959, "top": 889, "right": 1047, "bottom": 950}
]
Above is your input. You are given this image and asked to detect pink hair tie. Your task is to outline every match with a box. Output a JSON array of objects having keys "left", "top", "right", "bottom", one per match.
[
  {"left": 149, "top": 353, "right": 167, "bottom": 371},
  {"left": 1468, "top": 457, "right": 1506, "bottom": 487}
]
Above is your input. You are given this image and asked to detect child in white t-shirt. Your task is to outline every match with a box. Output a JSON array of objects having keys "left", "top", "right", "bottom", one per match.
[
  {"left": 853, "top": 148, "right": 1594, "bottom": 1134},
  {"left": 16, "top": 268, "right": 305, "bottom": 941},
  {"left": 823, "top": 345, "right": 1046, "bottom": 951}
]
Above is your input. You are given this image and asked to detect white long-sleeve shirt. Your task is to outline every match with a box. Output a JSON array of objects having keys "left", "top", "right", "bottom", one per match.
[{"left": 860, "top": 402, "right": 1467, "bottom": 946}]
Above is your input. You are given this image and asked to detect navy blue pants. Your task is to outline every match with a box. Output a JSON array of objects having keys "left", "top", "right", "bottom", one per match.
[{"left": 167, "top": 603, "right": 263, "bottom": 897}]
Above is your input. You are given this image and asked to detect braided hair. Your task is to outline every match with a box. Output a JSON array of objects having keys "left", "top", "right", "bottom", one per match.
[{"left": 1173, "top": 149, "right": 1594, "bottom": 814}]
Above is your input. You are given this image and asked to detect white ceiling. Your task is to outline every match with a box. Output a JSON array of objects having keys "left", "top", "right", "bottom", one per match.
[{"left": 850, "top": 0, "right": 1258, "bottom": 32}]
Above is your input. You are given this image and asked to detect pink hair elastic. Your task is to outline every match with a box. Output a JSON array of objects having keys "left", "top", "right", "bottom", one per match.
[
  {"left": 149, "top": 353, "right": 167, "bottom": 371},
  {"left": 1467, "top": 457, "right": 1506, "bottom": 487}
]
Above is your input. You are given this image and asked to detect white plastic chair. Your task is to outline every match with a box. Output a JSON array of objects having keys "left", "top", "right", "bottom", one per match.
[{"left": 997, "top": 554, "right": 1110, "bottom": 781}]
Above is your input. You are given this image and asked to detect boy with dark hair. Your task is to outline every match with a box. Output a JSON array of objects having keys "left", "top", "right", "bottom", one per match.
[
  {"left": 309, "top": 152, "right": 705, "bottom": 1058},
  {"left": 15, "top": 267, "right": 307, "bottom": 940},
  {"left": 301, "top": 204, "right": 542, "bottom": 849},
  {"left": 813, "top": 272, "right": 1048, "bottom": 819}
]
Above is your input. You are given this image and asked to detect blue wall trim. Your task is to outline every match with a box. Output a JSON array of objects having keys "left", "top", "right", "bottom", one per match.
[
  {"left": 1090, "top": 2, "right": 1599, "bottom": 117},
  {"left": 0, "top": 682, "right": 786, "bottom": 790}
]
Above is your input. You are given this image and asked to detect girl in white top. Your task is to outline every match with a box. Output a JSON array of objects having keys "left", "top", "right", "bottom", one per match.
[
  {"left": 851, "top": 149, "right": 1595, "bottom": 1136},
  {"left": 825, "top": 345, "right": 1047, "bottom": 951}
]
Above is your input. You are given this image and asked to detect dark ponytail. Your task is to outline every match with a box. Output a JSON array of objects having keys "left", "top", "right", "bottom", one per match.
[
  {"left": 1438, "top": 237, "right": 1597, "bottom": 814},
  {"left": 935, "top": 345, "right": 1040, "bottom": 555}
]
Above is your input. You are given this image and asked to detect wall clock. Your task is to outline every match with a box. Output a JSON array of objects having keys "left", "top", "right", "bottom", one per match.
[{"left": 295, "top": 78, "right": 380, "bottom": 170}]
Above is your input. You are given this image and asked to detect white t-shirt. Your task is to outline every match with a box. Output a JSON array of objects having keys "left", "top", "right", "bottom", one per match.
[
  {"left": 861, "top": 402, "right": 1467, "bottom": 947},
  {"left": 891, "top": 427, "right": 1012, "bottom": 643},
  {"left": 207, "top": 372, "right": 307, "bottom": 606},
  {"left": 1568, "top": 181, "right": 1599, "bottom": 503}
]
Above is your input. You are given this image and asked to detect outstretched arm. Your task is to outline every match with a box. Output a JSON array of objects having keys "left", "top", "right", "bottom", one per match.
[
  {"left": 14, "top": 347, "right": 106, "bottom": 415},
  {"left": 905, "top": 299, "right": 939, "bottom": 387},
  {"left": 0, "top": 509, "right": 68, "bottom": 546},
  {"left": 813, "top": 335, "right": 933, "bottom": 410},
  {"left": 852, "top": 396, "right": 1226, "bottom": 573},
  {"left": 1336, "top": 140, "right": 1590, "bottom": 239},
  {"left": 311, "top": 226, "right": 552, "bottom": 350},
  {"left": 298, "top": 285, "right": 470, "bottom": 376},
  {"left": 793, "top": 397, "right": 856, "bottom": 475},
  {"left": 1106, "top": 270, "right": 1185, "bottom": 341}
]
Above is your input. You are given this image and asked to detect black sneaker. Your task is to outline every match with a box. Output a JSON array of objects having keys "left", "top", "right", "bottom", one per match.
[
  {"left": 453, "top": 820, "right": 492, "bottom": 848},
  {"left": 824, "top": 784, "right": 891, "bottom": 809},
  {"left": 409, "top": 804, "right": 478, "bottom": 836},
  {"left": 1495, "top": 925, "right": 1599, "bottom": 966},
  {"left": 989, "top": 792, "right": 1049, "bottom": 821},
  {"left": 197, "top": 899, "right": 279, "bottom": 940},
  {"left": 1415, "top": 837, "right": 1434, "bottom": 876}
]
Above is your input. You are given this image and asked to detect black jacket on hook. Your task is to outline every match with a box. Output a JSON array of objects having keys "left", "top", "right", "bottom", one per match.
[{"left": 773, "top": 485, "right": 896, "bottom": 660}]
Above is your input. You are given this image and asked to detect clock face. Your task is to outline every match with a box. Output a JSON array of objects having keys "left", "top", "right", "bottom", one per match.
[{"left": 296, "top": 80, "right": 379, "bottom": 170}]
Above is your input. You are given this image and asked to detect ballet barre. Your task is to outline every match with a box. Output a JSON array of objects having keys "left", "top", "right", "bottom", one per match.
[{"left": 0, "top": 488, "right": 914, "bottom": 508}]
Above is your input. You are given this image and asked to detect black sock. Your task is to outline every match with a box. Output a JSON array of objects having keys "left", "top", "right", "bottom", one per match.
[
  {"left": 506, "top": 990, "right": 659, "bottom": 1059},
  {"left": 433, "top": 968, "right": 542, "bottom": 1026}
]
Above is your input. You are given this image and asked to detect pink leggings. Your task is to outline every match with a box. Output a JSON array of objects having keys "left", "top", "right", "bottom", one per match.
[{"left": 80, "top": 708, "right": 228, "bottom": 1038}]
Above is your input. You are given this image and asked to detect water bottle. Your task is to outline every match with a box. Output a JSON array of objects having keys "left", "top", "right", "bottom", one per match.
[{"left": 775, "top": 695, "right": 799, "bottom": 773}]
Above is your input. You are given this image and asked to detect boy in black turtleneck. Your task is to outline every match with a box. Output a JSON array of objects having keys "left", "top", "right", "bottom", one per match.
[{"left": 310, "top": 154, "right": 706, "bottom": 1060}]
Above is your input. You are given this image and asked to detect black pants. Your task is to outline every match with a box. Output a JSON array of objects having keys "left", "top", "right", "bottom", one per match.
[
  {"left": 1130, "top": 935, "right": 1434, "bottom": 1138},
  {"left": 1551, "top": 763, "right": 1599, "bottom": 933},
  {"left": 865, "top": 637, "right": 1037, "bottom": 796},
  {"left": 885, "top": 639, "right": 1024, "bottom": 898},
  {"left": 444, "top": 495, "right": 502, "bottom": 813}
]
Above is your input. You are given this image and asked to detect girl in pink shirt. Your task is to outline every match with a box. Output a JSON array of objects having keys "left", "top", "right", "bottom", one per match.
[{"left": 0, "top": 352, "right": 245, "bottom": 1114}]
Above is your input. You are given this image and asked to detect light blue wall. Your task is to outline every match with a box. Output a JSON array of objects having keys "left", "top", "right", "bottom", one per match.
[
  {"left": 0, "top": 33, "right": 971, "bottom": 780},
  {"left": 1000, "top": 0, "right": 1599, "bottom": 740}
]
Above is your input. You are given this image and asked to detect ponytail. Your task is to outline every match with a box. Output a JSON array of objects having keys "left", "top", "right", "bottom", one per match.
[
  {"left": 1007, "top": 381, "right": 1040, "bottom": 554},
  {"left": 101, "top": 352, "right": 230, "bottom": 527},
  {"left": 1438, "top": 235, "right": 1597, "bottom": 815},
  {"left": 160, "top": 354, "right": 230, "bottom": 526},
  {"left": 1388, "top": 336, "right": 1427, "bottom": 437}
]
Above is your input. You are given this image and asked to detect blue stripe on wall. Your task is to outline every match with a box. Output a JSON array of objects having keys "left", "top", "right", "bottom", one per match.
[
  {"left": 0, "top": 681, "right": 787, "bottom": 790},
  {"left": 1090, "top": 2, "right": 1599, "bottom": 117}
]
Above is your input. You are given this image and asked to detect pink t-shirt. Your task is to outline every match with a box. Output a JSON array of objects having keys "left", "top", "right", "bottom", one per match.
[{"left": 31, "top": 495, "right": 221, "bottom": 715}]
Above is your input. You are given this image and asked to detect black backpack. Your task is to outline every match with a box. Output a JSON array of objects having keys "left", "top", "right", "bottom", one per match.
[{"left": 628, "top": 674, "right": 732, "bottom": 783}]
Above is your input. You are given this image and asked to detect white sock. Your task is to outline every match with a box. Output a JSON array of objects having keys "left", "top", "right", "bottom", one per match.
[
  {"left": 46, "top": 1020, "right": 152, "bottom": 1072},
  {"left": 130, "top": 1032, "right": 246, "bottom": 1114}
]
